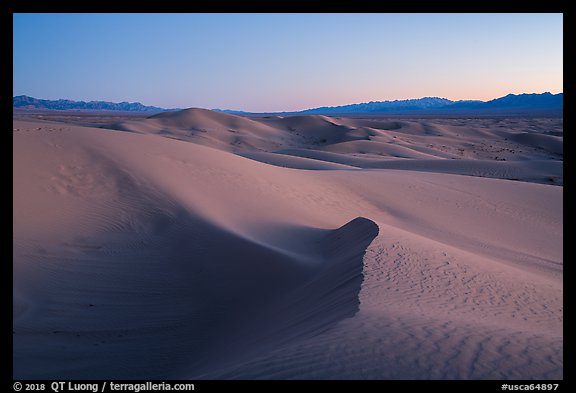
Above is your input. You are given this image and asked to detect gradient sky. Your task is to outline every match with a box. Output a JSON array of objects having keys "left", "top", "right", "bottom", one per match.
[{"left": 13, "top": 13, "right": 563, "bottom": 112}]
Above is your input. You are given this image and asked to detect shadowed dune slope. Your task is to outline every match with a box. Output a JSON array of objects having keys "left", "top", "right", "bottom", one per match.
[
  {"left": 13, "top": 121, "right": 379, "bottom": 379},
  {"left": 14, "top": 117, "right": 562, "bottom": 379}
]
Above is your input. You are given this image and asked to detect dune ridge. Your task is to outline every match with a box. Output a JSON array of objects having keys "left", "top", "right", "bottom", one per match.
[
  {"left": 13, "top": 110, "right": 562, "bottom": 379},
  {"left": 108, "top": 109, "right": 562, "bottom": 185}
]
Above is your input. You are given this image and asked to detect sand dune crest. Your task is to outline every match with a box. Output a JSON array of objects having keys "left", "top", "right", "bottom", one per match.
[{"left": 13, "top": 113, "right": 562, "bottom": 379}]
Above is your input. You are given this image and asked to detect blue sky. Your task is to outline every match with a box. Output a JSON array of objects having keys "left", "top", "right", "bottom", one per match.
[{"left": 13, "top": 13, "right": 563, "bottom": 112}]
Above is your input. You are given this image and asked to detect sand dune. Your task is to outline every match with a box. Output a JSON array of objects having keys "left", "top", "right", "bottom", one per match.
[
  {"left": 238, "top": 151, "right": 359, "bottom": 171},
  {"left": 107, "top": 110, "right": 562, "bottom": 184},
  {"left": 501, "top": 131, "right": 563, "bottom": 155},
  {"left": 13, "top": 110, "right": 562, "bottom": 379}
]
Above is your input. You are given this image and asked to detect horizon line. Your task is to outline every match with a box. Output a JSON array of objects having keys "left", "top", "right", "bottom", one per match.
[{"left": 13, "top": 91, "right": 564, "bottom": 114}]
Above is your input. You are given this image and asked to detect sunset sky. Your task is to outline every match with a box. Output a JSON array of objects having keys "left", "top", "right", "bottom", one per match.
[{"left": 13, "top": 13, "right": 563, "bottom": 112}]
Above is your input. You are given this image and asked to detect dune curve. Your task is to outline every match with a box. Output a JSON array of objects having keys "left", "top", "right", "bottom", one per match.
[{"left": 13, "top": 113, "right": 562, "bottom": 380}]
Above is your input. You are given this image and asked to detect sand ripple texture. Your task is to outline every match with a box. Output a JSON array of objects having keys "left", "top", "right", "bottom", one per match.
[{"left": 13, "top": 112, "right": 562, "bottom": 379}]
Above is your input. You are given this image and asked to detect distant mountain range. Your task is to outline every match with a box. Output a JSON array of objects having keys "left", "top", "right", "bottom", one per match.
[
  {"left": 12, "top": 95, "right": 177, "bottom": 112},
  {"left": 219, "top": 92, "right": 563, "bottom": 116},
  {"left": 299, "top": 97, "right": 463, "bottom": 114},
  {"left": 14, "top": 92, "right": 562, "bottom": 116}
]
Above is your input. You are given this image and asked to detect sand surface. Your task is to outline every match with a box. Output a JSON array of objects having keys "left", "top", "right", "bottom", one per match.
[{"left": 13, "top": 110, "right": 562, "bottom": 379}]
